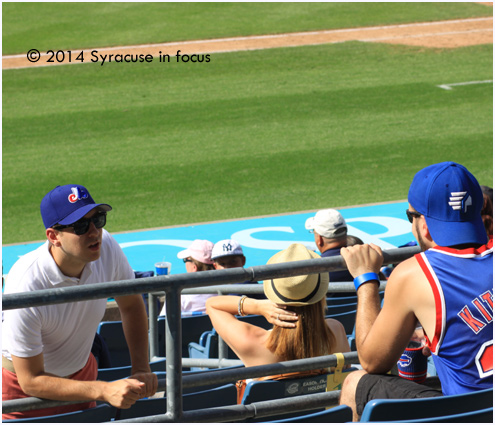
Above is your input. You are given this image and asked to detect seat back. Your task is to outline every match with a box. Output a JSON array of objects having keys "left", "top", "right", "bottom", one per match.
[
  {"left": 97, "top": 357, "right": 166, "bottom": 381},
  {"left": 116, "top": 383, "right": 237, "bottom": 420},
  {"left": 326, "top": 309, "right": 356, "bottom": 335},
  {"left": 326, "top": 301, "right": 357, "bottom": 316},
  {"left": 404, "top": 407, "right": 493, "bottom": 423},
  {"left": 241, "top": 362, "right": 356, "bottom": 422},
  {"left": 3, "top": 403, "right": 114, "bottom": 423},
  {"left": 96, "top": 321, "right": 130, "bottom": 367},
  {"left": 242, "top": 367, "right": 357, "bottom": 405},
  {"left": 157, "top": 314, "right": 213, "bottom": 358},
  {"left": 268, "top": 404, "right": 353, "bottom": 423},
  {"left": 359, "top": 388, "right": 493, "bottom": 422}
]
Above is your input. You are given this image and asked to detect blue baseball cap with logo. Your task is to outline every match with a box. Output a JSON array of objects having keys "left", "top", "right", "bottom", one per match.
[
  {"left": 40, "top": 184, "right": 112, "bottom": 229},
  {"left": 408, "top": 162, "right": 487, "bottom": 247}
]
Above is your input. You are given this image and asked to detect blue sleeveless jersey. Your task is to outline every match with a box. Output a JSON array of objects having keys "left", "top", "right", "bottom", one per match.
[{"left": 415, "top": 240, "right": 493, "bottom": 395}]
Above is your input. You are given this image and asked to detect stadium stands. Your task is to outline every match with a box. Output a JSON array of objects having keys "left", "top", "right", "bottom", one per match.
[
  {"left": 3, "top": 403, "right": 114, "bottom": 423},
  {"left": 115, "top": 383, "right": 237, "bottom": 420}
]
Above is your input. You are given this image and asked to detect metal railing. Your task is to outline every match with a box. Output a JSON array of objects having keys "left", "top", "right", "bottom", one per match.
[{"left": 2, "top": 245, "right": 420, "bottom": 422}]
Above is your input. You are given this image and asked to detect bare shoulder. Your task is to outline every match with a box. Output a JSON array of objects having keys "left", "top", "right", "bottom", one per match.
[
  {"left": 384, "top": 253, "right": 435, "bottom": 336},
  {"left": 325, "top": 318, "right": 351, "bottom": 352},
  {"left": 325, "top": 317, "right": 346, "bottom": 335}
]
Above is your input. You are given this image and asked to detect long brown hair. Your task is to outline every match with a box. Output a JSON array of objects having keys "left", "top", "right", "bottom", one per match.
[{"left": 265, "top": 298, "right": 336, "bottom": 361}]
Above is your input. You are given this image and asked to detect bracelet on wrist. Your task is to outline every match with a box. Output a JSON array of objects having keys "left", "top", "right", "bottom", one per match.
[
  {"left": 354, "top": 272, "right": 380, "bottom": 291},
  {"left": 238, "top": 295, "right": 248, "bottom": 316}
]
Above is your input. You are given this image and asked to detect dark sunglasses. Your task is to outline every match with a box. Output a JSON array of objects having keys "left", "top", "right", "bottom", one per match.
[
  {"left": 405, "top": 210, "right": 422, "bottom": 223},
  {"left": 183, "top": 258, "right": 193, "bottom": 263},
  {"left": 53, "top": 212, "right": 107, "bottom": 235}
]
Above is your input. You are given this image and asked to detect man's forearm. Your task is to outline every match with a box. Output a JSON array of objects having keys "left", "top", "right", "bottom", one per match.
[
  {"left": 355, "top": 284, "right": 381, "bottom": 355},
  {"left": 119, "top": 297, "right": 152, "bottom": 373},
  {"left": 19, "top": 373, "right": 106, "bottom": 402}
]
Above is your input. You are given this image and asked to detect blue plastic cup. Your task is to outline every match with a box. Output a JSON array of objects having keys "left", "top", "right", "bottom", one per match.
[{"left": 155, "top": 262, "right": 171, "bottom": 276}]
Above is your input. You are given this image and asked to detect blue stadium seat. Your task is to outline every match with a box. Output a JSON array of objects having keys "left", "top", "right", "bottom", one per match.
[
  {"left": 188, "top": 314, "right": 273, "bottom": 370},
  {"left": 115, "top": 383, "right": 237, "bottom": 420},
  {"left": 96, "top": 321, "right": 131, "bottom": 367},
  {"left": 156, "top": 314, "right": 213, "bottom": 358},
  {"left": 401, "top": 407, "right": 493, "bottom": 423},
  {"left": 325, "top": 309, "right": 356, "bottom": 336},
  {"left": 359, "top": 387, "right": 493, "bottom": 422},
  {"left": 97, "top": 314, "right": 214, "bottom": 368},
  {"left": 267, "top": 404, "right": 353, "bottom": 423},
  {"left": 241, "top": 365, "right": 357, "bottom": 422},
  {"left": 3, "top": 403, "right": 114, "bottom": 423},
  {"left": 97, "top": 357, "right": 166, "bottom": 381}
]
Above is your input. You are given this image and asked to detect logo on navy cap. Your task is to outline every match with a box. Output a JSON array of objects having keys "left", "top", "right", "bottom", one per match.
[{"left": 68, "top": 187, "right": 89, "bottom": 203}]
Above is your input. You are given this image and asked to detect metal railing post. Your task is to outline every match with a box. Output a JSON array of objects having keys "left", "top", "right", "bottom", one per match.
[
  {"left": 218, "top": 335, "right": 229, "bottom": 364},
  {"left": 164, "top": 287, "right": 183, "bottom": 421},
  {"left": 148, "top": 292, "right": 159, "bottom": 360}
]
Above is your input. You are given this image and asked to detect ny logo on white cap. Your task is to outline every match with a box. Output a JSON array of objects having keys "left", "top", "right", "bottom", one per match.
[{"left": 449, "top": 191, "right": 472, "bottom": 213}]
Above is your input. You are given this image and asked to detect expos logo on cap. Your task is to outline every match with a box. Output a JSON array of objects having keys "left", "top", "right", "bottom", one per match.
[
  {"left": 40, "top": 184, "right": 112, "bottom": 229},
  {"left": 68, "top": 186, "right": 89, "bottom": 203}
]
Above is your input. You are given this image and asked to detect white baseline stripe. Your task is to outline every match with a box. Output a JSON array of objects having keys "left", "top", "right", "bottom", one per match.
[{"left": 437, "top": 80, "right": 493, "bottom": 90}]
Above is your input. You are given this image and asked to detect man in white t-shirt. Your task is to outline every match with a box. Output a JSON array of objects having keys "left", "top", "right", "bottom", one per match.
[{"left": 2, "top": 184, "right": 157, "bottom": 419}]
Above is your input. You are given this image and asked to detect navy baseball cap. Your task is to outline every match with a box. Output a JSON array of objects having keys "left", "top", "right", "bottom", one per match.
[
  {"left": 408, "top": 162, "right": 487, "bottom": 247},
  {"left": 40, "top": 184, "right": 112, "bottom": 229}
]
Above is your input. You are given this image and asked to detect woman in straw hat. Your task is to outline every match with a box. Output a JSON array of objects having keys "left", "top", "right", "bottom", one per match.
[{"left": 205, "top": 243, "right": 350, "bottom": 370}]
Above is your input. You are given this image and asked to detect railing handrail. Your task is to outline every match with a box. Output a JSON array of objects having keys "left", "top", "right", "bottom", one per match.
[{"left": 2, "top": 246, "right": 419, "bottom": 309}]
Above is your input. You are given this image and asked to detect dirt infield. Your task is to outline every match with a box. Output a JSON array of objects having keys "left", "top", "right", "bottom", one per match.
[{"left": 2, "top": 16, "right": 493, "bottom": 70}]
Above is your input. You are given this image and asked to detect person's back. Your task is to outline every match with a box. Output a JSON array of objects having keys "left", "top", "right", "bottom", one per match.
[
  {"left": 416, "top": 242, "right": 493, "bottom": 394},
  {"left": 206, "top": 244, "right": 350, "bottom": 369},
  {"left": 305, "top": 209, "right": 355, "bottom": 295},
  {"left": 338, "top": 162, "right": 493, "bottom": 421}
]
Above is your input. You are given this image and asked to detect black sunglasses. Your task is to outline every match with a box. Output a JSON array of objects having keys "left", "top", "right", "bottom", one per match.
[
  {"left": 54, "top": 212, "right": 107, "bottom": 235},
  {"left": 183, "top": 258, "right": 193, "bottom": 263},
  {"left": 405, "top": 210, "right": 422, "bottom": 223}
]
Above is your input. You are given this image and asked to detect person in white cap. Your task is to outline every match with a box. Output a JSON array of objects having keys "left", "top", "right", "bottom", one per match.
[
  {"left": 305, "top": 209, "right": 355, "bottom": 288},
  {"left": 211, "top": 239, "right": 246, "bottom": 270},
  {"left": 159, "top": 239, "right": 216, "bottom": 316},
  {"left": 211, "top": 239, "right": 265, "bottom": 299},
  {"left": 206, "top": 243, "right": 351, "bottom": 401}
]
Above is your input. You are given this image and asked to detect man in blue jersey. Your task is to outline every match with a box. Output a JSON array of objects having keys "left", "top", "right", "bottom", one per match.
[{"left": 338, "top": 162, "right": 493, "bottom": 421}]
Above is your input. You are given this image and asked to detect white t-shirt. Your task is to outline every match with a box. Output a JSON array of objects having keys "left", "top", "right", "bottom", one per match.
[
  {"left": 2, "top": 229, "right": 134, "bottom": 377},
  {"left": 159, "top": 293, "right": 218, "bottom": 316}
]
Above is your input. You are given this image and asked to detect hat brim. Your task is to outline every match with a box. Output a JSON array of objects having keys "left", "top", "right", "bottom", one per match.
[
  {"left": 57, "top": 204, "right": 112, "bottom": 226},
  {"left": 263, "top": 272, "right": 329, "bottom": 306},
  {"left": 263, "top": 247, "right": 329, "bottom": 306},
  {"left": 424, "top": 215, "right": 488, "bottom": 247}
]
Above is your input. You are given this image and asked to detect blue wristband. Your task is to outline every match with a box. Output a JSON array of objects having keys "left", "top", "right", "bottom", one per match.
[{"left": 354, "top": 272, "right": 380, "bottom": 291}]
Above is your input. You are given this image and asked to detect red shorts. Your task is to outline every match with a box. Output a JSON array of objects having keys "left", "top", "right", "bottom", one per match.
[{"left": 2, "top": 354, "right": 98, "bottom": 420}]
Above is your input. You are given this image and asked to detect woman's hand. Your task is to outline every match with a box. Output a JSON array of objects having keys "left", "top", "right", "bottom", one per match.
[{"left": 256, "top": 300, "right": 298, "bottom": 328}]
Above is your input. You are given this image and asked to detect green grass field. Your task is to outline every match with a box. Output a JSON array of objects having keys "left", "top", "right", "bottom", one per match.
[
  {"left": 2, "top": 2, "right": 491, "bottom": 54},
  {"left": 2, "top": 3, "right": 493, "bottom": 244}
]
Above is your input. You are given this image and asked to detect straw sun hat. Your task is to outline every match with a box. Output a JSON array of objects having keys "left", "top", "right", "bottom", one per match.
[{"left": 263, "top": 243, "right": 329, "bottom": 306}]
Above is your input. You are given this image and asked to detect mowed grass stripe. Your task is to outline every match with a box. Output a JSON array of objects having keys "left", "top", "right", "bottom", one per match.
[
  {"left": 2, "top": 2, "right": 492, "bottom": 55},
  {"left": 3, "top": 42, "right": 492, "bottom": 244}
]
